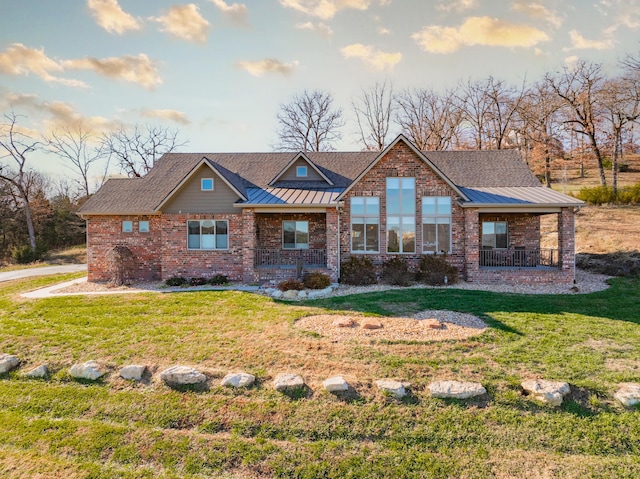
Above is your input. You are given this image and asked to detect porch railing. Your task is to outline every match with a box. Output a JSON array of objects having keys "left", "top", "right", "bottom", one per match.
[
  {"left": 254, "top": 248, "right": 327, "bottom": 269},
  {"left": 480, "top": 248, "right": 560, "bottom": 268}
]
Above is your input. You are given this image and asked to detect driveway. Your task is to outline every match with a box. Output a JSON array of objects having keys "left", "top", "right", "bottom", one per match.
[{"left": 0, "top": 264, "right": 87, "bottom": 282}]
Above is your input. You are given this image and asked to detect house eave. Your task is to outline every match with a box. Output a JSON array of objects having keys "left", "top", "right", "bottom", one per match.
[{"left": 459, "top": 203, "right": 582, "bottom": 213}]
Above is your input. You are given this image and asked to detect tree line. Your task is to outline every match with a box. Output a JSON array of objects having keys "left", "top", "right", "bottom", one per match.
[{"left": 1, "top": 52, "right": 639, "bottom": 262}]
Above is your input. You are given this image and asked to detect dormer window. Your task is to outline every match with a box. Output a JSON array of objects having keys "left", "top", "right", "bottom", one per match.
[
  {"left": 296, "top": 166, "right": 307, "bottom": 177},
  {"left": 201, "top": 178, "right": 214, "bottom": 191}
]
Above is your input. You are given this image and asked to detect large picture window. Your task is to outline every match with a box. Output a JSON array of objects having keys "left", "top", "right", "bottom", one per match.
[
  {"left": 188, "top": 220, "right": 228, "bottom": 250},
  {"left": 351, "top": 197, "right": 379, "bottom": 252},
  {"left": 387, "top": 177, "right": 415, "bottom": 253},
  {"left": 283, "top": 221, "right": 309, "bottom": 249},
  {"left": 422, "top": 197, "right": 452, "bottom": 253},
  {"left": 482, "top": 221, "right": 508, "bottom": 249}
]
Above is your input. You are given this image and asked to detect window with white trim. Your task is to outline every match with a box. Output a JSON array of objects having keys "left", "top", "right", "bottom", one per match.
[
  {"left": 386, "top": 177, "right": 415, "bottom": 253},
  {"left": 482, "top": 221, "right": 508, "bottom": 249},
  {"left": 296, "top": 165, "right": 307, "bottom": 177},
  {"left": 422, "top": 197, "right": 452, "bottom": 253},
  {"left": 139, "top": 221, "right": 149, "bottom": 233},
  {"left": 188, "top": 220, "right": 228, "bottom": 250},
  {"left": 351, "top": 197, "right": 379, "bottom": 252},
  {"left": 201, "top": 178, "right": 214, "bottom": 191},
  {"left": 283, "top": 221, "right": 309, "bottom": 249},
  {"left": 122, "top": 221, "right": 132, "bottom": 233}
]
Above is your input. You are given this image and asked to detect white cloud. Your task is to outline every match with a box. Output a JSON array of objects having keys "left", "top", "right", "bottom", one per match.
[
  {"left": 295, "top": 21, "right": 333, "bottom": 37},
  {"left": 435, "top": 0, "right": 477, "bottom": 13},
  {"left": 236, "top": 58, "right": 299, "bottom": 77},
  {"left": 154, "top": 4, "right": 210, "bottom": 43},
  {"left": 209, "top": 0, "right": 249, "bottom": 24},
  {"left": 341, "top": 43, "right": 401, "bottom": 70},
  {"left": 412, "top": 16, "right": 549, "bottom": 54},
  {"left": 279, "top": 0, "right": 373, "bottom": 20},
  {"left": 139, "top": 108, "right": 190, "bottom": 125},
  {"left": 87, "top": 0, "right": 141, "bottom": 35},
  {"left": 378, "top": 26, "right": 391, "bottom": 35},
  {"left": 565, "top": 29, "right": 616, "bottom": 50},
  {"left": 511, "top": 2, "right": 562, "bottom": 28},
  {"left": 0, "top": 43, "right": 87, "bottom": 88},
  {"left": 63, "top": 54, "right": 162, "bottom": 89},
  {"left": 598, "top": 0, "right": 640, "bottom": 28},
  {"left": 564, "top": 55, "right": 579, "bottom": 67}
]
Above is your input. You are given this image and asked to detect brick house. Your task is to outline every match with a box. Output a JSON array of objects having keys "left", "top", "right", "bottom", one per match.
[{"left": 77, "top": 135, "right": 583, "bottom": 285}]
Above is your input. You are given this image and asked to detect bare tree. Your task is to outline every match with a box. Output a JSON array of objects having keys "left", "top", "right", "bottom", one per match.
[
  {"left": 600, "top": 75, "right": 640, "bottom": 195},
  {"left": 102, "top": 124, "right": 186, "bottom": 178},
  {"left": 352, "top": 81, "right": 394, "bottom": 151},
  {"left": 545, "top": 61, "right": 608, "bottom": 185},
  {"left": 275, "top": 90, "right": 344, "bottom": 152},
  {"left": 46, "top": 122, "right": 108, "bottom": 197},
  {"left": 0, "top": 112, "right": 41, "bottom": 251},
  {"left": 516, "top": 81, "right": 565, "bottom": 187},
  {"left": 395, "top": 87, "right": 463, "bottom": 150}
]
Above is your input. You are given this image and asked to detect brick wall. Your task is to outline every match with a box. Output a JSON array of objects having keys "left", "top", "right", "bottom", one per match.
[
  {"left": 255, "top": 213, "right": 326, "bottom": 250},
  {"left": 339, "top": 141, "right": 466, "bottom": 277},
  {"left": 479, "top": 213, "right": 541, "bottom": 250},
  {"left": 85, "top": 215, "right": 163, "bottom": 282}
]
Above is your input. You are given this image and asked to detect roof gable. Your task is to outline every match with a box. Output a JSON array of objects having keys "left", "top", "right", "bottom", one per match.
[
  {"left": 269, "top": 152, "right": 334, "bottom": 186},
  {"left": 336, "top": 134, "right": 469, "bottom": 201}
]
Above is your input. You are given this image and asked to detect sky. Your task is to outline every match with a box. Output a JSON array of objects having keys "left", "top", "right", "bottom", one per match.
[{"left": 1, "top": 0, "right": 640, "bottom": 186}]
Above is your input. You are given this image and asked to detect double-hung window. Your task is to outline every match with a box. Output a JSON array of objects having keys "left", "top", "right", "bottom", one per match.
[
  {"left": 386, "top": 177, "right": 415, "bottom": 253},
  {"left": 351, "top": 197, "right": 379, "bottom": 252},
  {"left": 188, "top": 220, "right": 228, "bottom": 250},
  {"left": 422, "top": 197, "right": 452, "bottom": 253},
  {"left": 283, "top": 221, "right": 309, "bottom": 249},
  {"left": 482, "top": 221, "right": 508, "bottom": 249}
]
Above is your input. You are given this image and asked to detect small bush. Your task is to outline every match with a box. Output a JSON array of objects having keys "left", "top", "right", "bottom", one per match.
[
  {"left": 417, "top": 254, "right": 459, "bottom": 286},
  {"left": 382, "top": 257, "right": 414, "bottom": 286},
  {"left": 12, "top": 244, "right": 46, "bottom": 264},
  {"left": 576, "top": 183, "right": 640, "bottom": 205},
  {"left": 340, "top": 256, "right": 377, "bottom": 285},
  {"left": 208, "top": 274, "right": 229, "bottom": 285},
  {"left": 278, "top": 279, "right": 304, "bottom": 291},
  {"left": 303, "top": 271, "right": 331, "bottom": 290},
  {"left": 189, "top": 277, "right": 208, "bottom": 286},
  {"left": 165, "top": 276, "right": 187, "bottom": 287}
]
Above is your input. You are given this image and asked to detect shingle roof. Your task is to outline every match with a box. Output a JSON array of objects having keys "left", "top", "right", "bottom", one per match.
[{"left": 77, "top": 137, "right": 580, "bottom": 215}]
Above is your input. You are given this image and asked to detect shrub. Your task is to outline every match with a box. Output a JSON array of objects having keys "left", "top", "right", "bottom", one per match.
[
  {"left": 12, "top": 244, "right": 46, "bottom": 264},
  {"left": 417, "top": 254, "right": 459, "bottom": 286},
  {"left": 381, "top": 257, "right": 414, "bottom": 286},
  {"left": 303, "top": 271, "right": 331, "bottom": 290},
  {"left": 165, "top": 276, "right": 187, "bottom": 287},
  {"left": 278, "top": 279, "right": 304, "bottom": 291},
  {"left": 340, "top": 256, "right": 377, "bottom": 285},
  {"left": 189, "top": 277, "right": 208, "bottom": 286},
  {"left": 576, "top": 185, "right": 616, "bottom": 205},
  {"left": 208, "top": 274, "right": 229, "bottom": 285}
]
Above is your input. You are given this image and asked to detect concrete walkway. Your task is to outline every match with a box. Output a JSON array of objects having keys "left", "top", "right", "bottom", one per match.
[
  {"left": 20, "top": 277, "right": 158, "bottom": 299},
  {"left": 0, "top": 264, "right": 87, "bottom": 282}
]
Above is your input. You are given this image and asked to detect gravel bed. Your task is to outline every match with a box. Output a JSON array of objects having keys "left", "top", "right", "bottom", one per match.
[{"left": 295, "top": 310, "right": 487, "bottom": 342}]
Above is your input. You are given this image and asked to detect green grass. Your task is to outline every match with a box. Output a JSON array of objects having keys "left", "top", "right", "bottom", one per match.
[{"left": 1, "top": 275, "right": 640, "bottom": 478}]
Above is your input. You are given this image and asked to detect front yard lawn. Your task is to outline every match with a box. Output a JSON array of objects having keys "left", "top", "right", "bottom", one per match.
[{"left": 1, "top": 274, "right": 639, "bottom": 478}]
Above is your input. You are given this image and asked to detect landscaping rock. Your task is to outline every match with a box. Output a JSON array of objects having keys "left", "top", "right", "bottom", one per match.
[
  {"left": 521, "top": 379, "right": 570, "bottom": 406},
  {"left": 69, "top": 360, "right": 105, "bottom": 381},
  {"left": 429, "top": 380, "right": 486, "bottom": 399},
  {"left": 375, "top": 379, "right": 406, "bottom": 399},
  {"left": 297, "top": 290, "right": 307, "bottom": 300},
  {"left": 614, "top": 383, "right": 640, "bottom": 407},
  {"left": 24, "top": 364, "right": 48, "bottom": 378},
  {"left": 361, "top": 318, "right": 383, "bottom": 330},
  {"left": 323, "top": 375, "right": 349, "bottom": 392},
  {"left": 271, "top": 290, "right": 283, "bottom": 299},
  {"left": 0, "top": 353, "right": 19, "bottom": 374},
  {"left": 119, "top": 364, "right": 147, "bottom": 381},
  {"left": 282, "top": 290, "right": 298, "bottom": 300},
  {"left": 221, "top": 372, "right": 255, "bottom": 388},
  {"left": 274, "top": 373, "right": 305, "bottom": 392},
  {"left": 308, "top": 287, "right": 333, "bottom": 299},
  {"left": 420, "top": 318, "right": 443, "bottom": 329},
  {"left": 264, "top": 288, "right": 276, "bottom": 295},
  {"left": 160, "top": 366, "right": 207, "bottom": 386},
  {"left": 332, "top": 317, "right": 354, "bottom": 328}
]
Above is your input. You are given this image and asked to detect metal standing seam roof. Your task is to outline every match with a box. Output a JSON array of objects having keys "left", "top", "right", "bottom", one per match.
[
  {"left": 459, "top": 187, "right": 584, "bottom": 207},
  {"left": 243, "top": 187, "right": 344, "bottom": 206}
]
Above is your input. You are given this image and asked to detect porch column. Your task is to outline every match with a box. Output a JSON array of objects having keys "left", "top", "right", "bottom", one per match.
[
  {"left": 242, "top": 208, "right": 256, "bottom": 283},
  {"left": 558, "top": 207, "right": 576, "bottom": 276},
  {"left": 464, "top": 208, "right": 480, "bottom": 282},
  {"left": 326, "top": 208, "right": 339, "bottom": 282}
]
